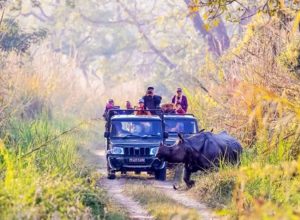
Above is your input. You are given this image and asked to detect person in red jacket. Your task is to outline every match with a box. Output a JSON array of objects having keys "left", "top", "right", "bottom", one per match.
[
  {"left": 172, "top": 88, "right": 188, "bottom": 112},
  {"left": 175, "top": 103, "right": 186, "bottom": 115},
  {"left": 135, "top": 99, "right": 151, "bottom": 116}
]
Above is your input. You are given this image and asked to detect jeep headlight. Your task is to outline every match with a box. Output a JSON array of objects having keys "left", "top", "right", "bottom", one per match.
[
  {"left": 111, "top": 147, "right": 124, "bottom": 155},
  {"left": 150, "top": 147, "right": 159, "bottom": 156}
]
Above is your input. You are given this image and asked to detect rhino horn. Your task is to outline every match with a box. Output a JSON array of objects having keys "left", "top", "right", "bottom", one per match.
[{"left": 178, "top": 133, "right": 185, "bottom": 143}]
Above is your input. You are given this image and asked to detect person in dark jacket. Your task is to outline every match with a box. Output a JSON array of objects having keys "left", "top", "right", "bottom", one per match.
[
  {"left": 172, "top": 88, "right": 188, "bottom": 112},
  {"left": 142, "top": 86, "right": 162, "bottom": 114}
]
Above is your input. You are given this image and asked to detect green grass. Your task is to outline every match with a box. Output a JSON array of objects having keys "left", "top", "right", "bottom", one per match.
[
  {"left": 0, "top": 116, "right": 125, "bottom": 219},
  {"left": 189, "top": 146, "right": 300, "bottom": 219}
]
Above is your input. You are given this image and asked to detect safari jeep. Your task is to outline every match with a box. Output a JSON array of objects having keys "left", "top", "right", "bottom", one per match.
[
  {"left": 104, "top": 110, "right": 167, "bottom": 180},
  {"left": 164, "top": 114, "right": 199, "bottom": 146}
]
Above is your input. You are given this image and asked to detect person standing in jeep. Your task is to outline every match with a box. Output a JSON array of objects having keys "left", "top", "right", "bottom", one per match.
[
  {"left": 172, "top": 88, "right": 188, "bottom": 112},
  {"left": 143, "top": 86, "right": 162, "bottom": 114}
]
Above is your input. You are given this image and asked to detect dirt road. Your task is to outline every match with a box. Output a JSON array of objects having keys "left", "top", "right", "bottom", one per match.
[{"left": 80, "top": 142, "right": 218, "bottom": 220}]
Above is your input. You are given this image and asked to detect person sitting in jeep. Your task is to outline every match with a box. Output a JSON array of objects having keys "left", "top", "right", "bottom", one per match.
[
  {"left": 161, "top": 103, "right": 176, "bottom": 114},
  {"left": 172, "top": 88, "right": 188, "bottom": 112},
  {"left": 125, "top": 101, "right": 134, "bottom": 114},
  {"left": 103, "top": 99, "right": 121, "bottom": 121},
  {"left": 135, "top": 99, "right": 151, "bottom": 116},
  {"left": 103, "top": 99, "right": 114, "bottom": 119},
  {"left": 175, "top": 103, "right": 186, "bottom": 115}
]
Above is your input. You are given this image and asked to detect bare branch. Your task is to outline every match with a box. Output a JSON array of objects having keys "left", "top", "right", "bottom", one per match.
[{"left": 116, "top": 0, "right": 177, "bottom": 69}]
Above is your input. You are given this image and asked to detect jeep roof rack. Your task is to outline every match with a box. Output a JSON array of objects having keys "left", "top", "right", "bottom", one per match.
[{"left": 162, "top": 113, "right": 196, "bottom": 117}]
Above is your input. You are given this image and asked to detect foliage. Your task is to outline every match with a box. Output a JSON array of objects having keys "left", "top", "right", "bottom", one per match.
[
  {"left": 0, "top": 117, "right": 108, "bottom": 219},
  {"left": 0, "top": 35, "right": 123, "bottom": 219},
  {"left": 190, "top": 169, "right": 236, "bottom": 208},
  {"left": 0, "top": 19, "right": 46, "bottom": 53},
  {"left": 277, "top": 36, "right": 300, "bottom": 77},
  {"left": 186, "top": 10, "right": 300, "bottom": 219},
  {"left": 188, "top": 0, "right": 300, "bottom": 22}
]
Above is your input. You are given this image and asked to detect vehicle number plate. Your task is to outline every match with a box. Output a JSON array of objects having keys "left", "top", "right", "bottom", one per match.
[{"left": 129, "top": 158, "right": 145, "bottom": 163}]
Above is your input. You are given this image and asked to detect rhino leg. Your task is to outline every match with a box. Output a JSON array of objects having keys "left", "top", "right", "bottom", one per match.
[{"left": 183, "top": 165, "right": 195, "bottom": 188}]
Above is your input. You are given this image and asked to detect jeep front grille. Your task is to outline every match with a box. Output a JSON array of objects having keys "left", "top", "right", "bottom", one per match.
[{"left": 124, "top": 147, "right": 150, "bottom": 156}]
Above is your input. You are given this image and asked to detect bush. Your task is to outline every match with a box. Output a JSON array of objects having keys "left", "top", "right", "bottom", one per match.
[{"left": 0, "top": 117, "right": 108, "bottom": 219}]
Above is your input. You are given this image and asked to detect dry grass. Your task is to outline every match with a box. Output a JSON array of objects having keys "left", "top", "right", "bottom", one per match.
[
  {"left": 183, "top": 13, "right": 300, "bottom": 219},
  {"left": 0, "top": 45, "right": 128, "bottom": 218},
  {"left": 124, "top": 183, "right": 200, "bottom": 220}
]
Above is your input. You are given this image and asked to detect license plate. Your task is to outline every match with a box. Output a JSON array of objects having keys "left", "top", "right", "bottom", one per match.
[{"left": 129, "top": 158, "right": 145, "bottom": 163}]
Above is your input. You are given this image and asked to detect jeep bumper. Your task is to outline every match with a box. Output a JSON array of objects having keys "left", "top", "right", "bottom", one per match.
[{"left": 107, "top": 156, "right": 165, "bottom": 172}]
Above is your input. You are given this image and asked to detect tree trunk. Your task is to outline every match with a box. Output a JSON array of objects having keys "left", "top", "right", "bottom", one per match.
[{"left": 184, "top": 0, "right": 230, "bottom": 56}]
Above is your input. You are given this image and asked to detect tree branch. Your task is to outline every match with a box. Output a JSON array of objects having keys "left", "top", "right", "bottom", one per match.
[{"left": 116, "top": 0, "right": 177, "bottom": 69}]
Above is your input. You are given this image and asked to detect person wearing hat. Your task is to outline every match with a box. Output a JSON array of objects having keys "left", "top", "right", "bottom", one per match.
[
  {"left": 172, "top": 88, "right": 188, "bottom": 113},
  {"left": 142, "top": 86, "right": 162, "bottom": 114},
  {"left": 135, "top": 98, "right": 151, "bottom": 115}
]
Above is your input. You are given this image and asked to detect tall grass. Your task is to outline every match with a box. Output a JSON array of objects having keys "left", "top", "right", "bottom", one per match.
[
  {"left": 0, "top": 116, "right": 111, "bottom": 219},
  {"left": 186, "top": 12, "right": 300, "bottom": 219},
  {"left": 0, "top": 45, "right": 127, "bottom": 218}
]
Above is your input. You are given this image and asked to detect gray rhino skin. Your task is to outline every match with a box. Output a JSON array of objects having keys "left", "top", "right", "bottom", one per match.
[{"left": 156, "top": 131, "right": 242, "bottom": 188}]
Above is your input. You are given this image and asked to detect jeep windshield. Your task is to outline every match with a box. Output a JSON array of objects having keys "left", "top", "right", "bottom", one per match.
[
  {"left": 165, "top": 119, "right": 197, "bottom": 134},
  {"left": 110, "top": 120, "right": 162, "bottom": 138}
]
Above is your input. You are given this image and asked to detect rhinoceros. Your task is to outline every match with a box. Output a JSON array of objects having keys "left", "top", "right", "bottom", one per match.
[{"left": 156, "top": 131, "right": 242, "bottom": 188}]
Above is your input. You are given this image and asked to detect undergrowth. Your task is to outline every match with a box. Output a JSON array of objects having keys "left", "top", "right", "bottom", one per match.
[
  {"left": 185, "top": 12, "right": 300, "bottom": 219},
  {"left": 0, "top": 116, "right": 124, "bottom": 219}
]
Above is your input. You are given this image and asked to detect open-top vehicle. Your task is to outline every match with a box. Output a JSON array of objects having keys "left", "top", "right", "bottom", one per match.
[
  {"left": 104, "top": 109, "right": 168, "bottom": 180},
  {"left": 164, "top": 114, "right": 199, "bottom": 146}
]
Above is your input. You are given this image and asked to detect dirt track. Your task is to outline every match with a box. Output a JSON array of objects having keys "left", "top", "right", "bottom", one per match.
[{"left": 81, "top": 142, "right": 218, "bottom": 220}]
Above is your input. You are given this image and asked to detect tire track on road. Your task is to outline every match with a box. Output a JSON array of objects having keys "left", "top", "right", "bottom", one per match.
[
  {"left": 149, "top": 180, "right": 220, "bottom": 220},
  {"left": 81, "top": 144, "right": 154, "bottom": 220},
  {"left": 81, "top": 144, "right": 220, "bottom": 220},
  {"left": 99, "top": 178, "right": 153, "bottom": 220}
]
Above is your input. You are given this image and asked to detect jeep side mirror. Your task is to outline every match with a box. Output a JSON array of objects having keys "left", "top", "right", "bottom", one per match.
[
  {"left": 163, "top": 131, "right": 169, "bottom": 139},
  {"left": 104, "top": 131, "right": 110, "bottom": 138}
]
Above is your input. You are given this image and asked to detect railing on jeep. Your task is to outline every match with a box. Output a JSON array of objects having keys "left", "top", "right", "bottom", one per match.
[{"left": 104, "top": 109, "right": 164, "bottom": 120}]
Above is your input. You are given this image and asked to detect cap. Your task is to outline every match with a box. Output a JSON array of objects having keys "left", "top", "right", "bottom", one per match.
[
  {"left": 138, "top": 98, "right": 144, "bottom": 103},
  {"left": 147, "top": 86, "right": 154, "bottom": 90},
  {"left": 177, "top": 88, "right": 182, "bottom": 92}
]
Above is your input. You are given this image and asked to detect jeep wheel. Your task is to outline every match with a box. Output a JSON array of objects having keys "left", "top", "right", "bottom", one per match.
[
  {"left": 107, "top": 172, "right": 116, "bottom": 179},
  {"left": 107, "top": 163, "right": 116, "bottom": 179},
  {"left": 155, "top": 167, "right": 166, "bottom": 181}
]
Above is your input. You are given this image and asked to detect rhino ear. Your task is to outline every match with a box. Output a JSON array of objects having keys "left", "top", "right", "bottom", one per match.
[
  {"left": 178, "top": 133, "right": 184, "bottom": 143},
  {"left": 199, "top": 128, "right": 205, "bottom": 133},
  {"left": 210, "top": 128, "right": 214, "bottom": 133}
]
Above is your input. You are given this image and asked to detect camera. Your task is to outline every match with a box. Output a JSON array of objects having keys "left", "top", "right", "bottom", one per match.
[
  {"left": 177, "top": 96, "right": 180, "bottom": 99},
  {"left": 147, "top": 91, "right": 153, "bottom": 95}
]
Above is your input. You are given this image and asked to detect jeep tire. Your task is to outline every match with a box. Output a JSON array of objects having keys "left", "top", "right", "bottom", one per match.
[{"left": 107, "top": 162, "right": 116, "bottom": 179}]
